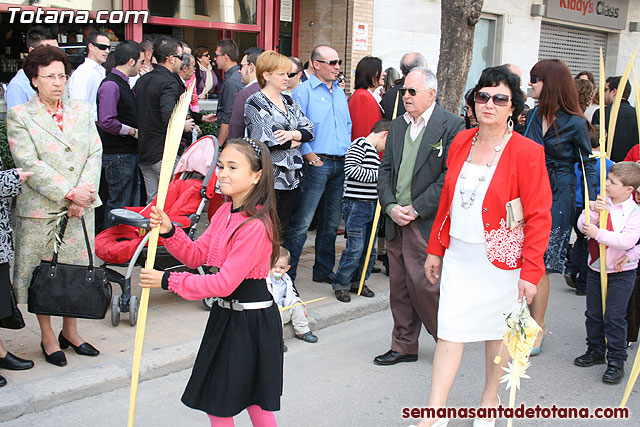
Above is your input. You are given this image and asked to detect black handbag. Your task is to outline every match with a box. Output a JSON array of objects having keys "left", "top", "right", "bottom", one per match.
[
  {"left": 28, "top": 216, "right": 111, "bottom": 319},
  {"left": 0, "top": 286, "right": 25, "bottom": 329}
]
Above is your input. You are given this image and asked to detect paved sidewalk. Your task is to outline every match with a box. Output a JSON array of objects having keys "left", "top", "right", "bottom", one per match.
[{"left": 0, "top": 231, "right": 390, "bottom": 422}]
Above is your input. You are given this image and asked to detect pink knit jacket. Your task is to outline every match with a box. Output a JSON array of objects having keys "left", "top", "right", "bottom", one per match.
[{"left": 164, "top": 202, "right": 273, "bottom": 300}]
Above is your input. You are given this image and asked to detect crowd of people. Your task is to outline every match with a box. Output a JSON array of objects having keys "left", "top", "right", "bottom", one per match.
[{"left": 2, "top": 24, "right": 640, "bottom": 427}]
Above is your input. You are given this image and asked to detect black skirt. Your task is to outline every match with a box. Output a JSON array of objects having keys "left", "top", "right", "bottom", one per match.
[
  {"left": 181, "top": 278, "right": 284, "bottom": 417},
  {"left": 0, "top": 263, "right": 13, "bottom": 320}
]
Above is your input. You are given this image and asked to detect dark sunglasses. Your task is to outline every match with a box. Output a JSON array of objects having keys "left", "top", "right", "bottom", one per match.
[
  {"left": 399, "top": 87, "right": 420, "bottom": 96},
  {"left": 316, "top": 59, "right": 342, "bottom": 66},
  {"left": 202, "top": 53, "right": 210, "bottom": 57},
  {"left": 530, "top": 75, "right": 541, "bottom": 84},
  {"left": 173, "top": 53, "right": 184, "bottom": 61},
  {"left": 91, "top": 42, "right": 110, "bottom": 51},
  {"left": 474, "top": 91, "right": 511, "bottom": 106},
  {"left": 287, "top": 72, "right": 298, "bottom": 78}
]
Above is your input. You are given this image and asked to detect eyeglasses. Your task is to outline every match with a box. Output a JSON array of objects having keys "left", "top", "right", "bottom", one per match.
[
  {"left": 337, "top": 77, "right": 345, "bottom": 83},
  {"left": 212, "top": 52, "right": 224, "bottom": 58},
  {"left": 287, "top": 72, "right": 298, "bottom": 78},
  {"left": 474, "top": 91, "right": 511, "bottom": 106},
  {"left": 399, "top": 87, "right": 420, "bottom": 96},
  {"left": 202, "top": 53, "right": 210, "bottom": 57},
  {"left": 173, "top": 53, "right": 184, "bottom": 61},
  {"left": 316, "top": 59, "right": 342, "bottom": 66},
  {"left": 91, "top": 42, "right": 110, "bottom": 51},
  {"left": 530, "top": 75, "right": 541, "bottom": 84},
  {"left": 38, "top": 74, "right": 68, "bottom": 82}
]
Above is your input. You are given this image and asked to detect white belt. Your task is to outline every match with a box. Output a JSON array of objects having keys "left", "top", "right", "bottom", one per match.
[{"left": 215, "top": 298, "right": 273, "bottom": 311}]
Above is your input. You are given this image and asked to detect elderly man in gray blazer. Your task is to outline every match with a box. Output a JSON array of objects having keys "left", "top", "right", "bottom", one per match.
[{"left": 374, "top": 67, "right": 465, "bottom": 366}]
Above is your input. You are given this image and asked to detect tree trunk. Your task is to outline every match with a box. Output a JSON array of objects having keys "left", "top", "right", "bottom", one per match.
[{"left": 436, "top": 0, "right": 484, "bottom": 114}]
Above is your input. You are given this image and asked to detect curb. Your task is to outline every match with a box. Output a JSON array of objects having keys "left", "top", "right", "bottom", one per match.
[{"left": 0, "top": 289, "right": 390, "bottom": 423}]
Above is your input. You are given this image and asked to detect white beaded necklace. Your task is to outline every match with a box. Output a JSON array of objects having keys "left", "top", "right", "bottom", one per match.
[{"left": 459, "top": 130, "right": 511, "bottom": 209}]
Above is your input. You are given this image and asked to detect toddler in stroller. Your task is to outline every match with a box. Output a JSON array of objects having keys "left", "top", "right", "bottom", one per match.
[{"left": 95, "top": 136, "right": 220, "bottom": 326}]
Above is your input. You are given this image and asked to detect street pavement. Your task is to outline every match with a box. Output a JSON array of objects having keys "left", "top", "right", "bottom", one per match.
[{"left": 2, "top": 291, "right": 639, "bottom": 427}]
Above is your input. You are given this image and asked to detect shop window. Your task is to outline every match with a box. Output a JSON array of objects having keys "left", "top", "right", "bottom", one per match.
[{"left": 149, "top": 0, "right": 257, "bottom": 25}]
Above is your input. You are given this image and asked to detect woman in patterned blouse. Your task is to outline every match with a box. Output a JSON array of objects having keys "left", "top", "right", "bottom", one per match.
[{"left": 244, "top": 50, "right": 314, "bottom": 235}]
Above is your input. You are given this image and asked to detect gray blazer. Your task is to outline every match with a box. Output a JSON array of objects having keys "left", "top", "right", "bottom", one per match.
[{"left": 378, "top": 104, "right": 465, "bottom": 242}]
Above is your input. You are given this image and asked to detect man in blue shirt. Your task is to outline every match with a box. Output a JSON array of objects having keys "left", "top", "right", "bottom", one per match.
[
  {"left": 5, "top": 26, "right": 58, "bottom": 110},
  {"left": 288, "top": 45, "right": 352, "bottom": 287}
]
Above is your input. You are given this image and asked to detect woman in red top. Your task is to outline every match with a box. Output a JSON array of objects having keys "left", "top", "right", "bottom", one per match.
[
  {"left": 349, "top": 56, "right": 384, "bottom": 141},
  {"left": 417, "top": 66, "right": 552, "bottom": 427}
]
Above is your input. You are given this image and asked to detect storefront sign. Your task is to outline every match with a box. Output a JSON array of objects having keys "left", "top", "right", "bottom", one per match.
[
  {"left": 354, "top": 23, "right": 368, "bottom": 51},
  {"left": 544, "top": 0, "right": 629, "bottom": 30}
]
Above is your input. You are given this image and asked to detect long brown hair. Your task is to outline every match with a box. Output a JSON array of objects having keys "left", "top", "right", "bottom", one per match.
[
  {"left": 224, "top": 138, "right": 280, "bottom": 266},
  {"left": 530, "top": 59, "right": 587, "bottom": 123}
]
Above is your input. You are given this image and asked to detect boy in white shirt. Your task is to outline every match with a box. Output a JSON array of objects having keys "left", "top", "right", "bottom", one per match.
[
  {"left": 267, "top": 247, "right": 318, "bottom": 351},
  {"left": 575, "top": 162, "right": 640, "bottom": 384}
]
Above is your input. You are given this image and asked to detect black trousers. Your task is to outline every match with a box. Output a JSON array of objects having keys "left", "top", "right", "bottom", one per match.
[
  {"left": 276, "top": 188, "right": 300, "bottom": 238},
  {"left": 586, "top": 268, "right": 636, "bottom": 362}
]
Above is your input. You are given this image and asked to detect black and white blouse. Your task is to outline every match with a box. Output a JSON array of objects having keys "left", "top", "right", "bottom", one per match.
[
  {"left": 244, "top": 91, "right": 314, "bottom": 190},
  {"left": 0, "top": 157, "right": 22, "bottom": 264}
]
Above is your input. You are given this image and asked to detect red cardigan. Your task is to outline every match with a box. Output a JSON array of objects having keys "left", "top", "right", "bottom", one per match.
[
  {"left": 349, "top": 88, "right": 382, "bottom": 141},
  {"left": 427, "top": 128, "right": 553, "bottom": 284}
]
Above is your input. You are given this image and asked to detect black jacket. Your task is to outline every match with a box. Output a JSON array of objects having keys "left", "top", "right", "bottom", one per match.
[
  {"left": 592, "top": 100, "right": 639, "bottom": 162},
  {"left": 134, "top": 66, "right": 184, "bottom": 165},
  {"left": 380, "top": 81, "right": 406, "bottom": 120}
]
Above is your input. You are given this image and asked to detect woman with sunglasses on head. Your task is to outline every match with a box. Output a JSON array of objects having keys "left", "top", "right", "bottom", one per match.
[
  {"left": 195, "top": 46, "right": 218, "bottom": 100},
  {"left": 244, "top": 50, "right": 314, "bottom": 236},
  {"left": 524, "top": 59, "right": 598, "bottom": 356},
  {"left": 418, "top": 66, "right": 552, "bottom": 427},
  {"left": 349, "top": 56, "right": 385, "bottom": 141}
]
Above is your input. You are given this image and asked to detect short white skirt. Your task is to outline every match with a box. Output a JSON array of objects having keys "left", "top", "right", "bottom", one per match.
[{"left": 438, "top": 236, "right": 521, "bottom": 343}]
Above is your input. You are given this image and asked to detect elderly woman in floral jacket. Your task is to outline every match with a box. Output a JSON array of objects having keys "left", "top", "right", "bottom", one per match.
[{"left": 7, "top": 45, "right": 102, "bottom": 368}]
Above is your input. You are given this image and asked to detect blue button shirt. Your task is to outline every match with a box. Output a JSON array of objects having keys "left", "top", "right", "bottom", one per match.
[
  {"left": 5, "top": 69, "right": 35, "bottom": 110},
  {"left": 292, "top": 74, "right": 351, "bottom": 156}
]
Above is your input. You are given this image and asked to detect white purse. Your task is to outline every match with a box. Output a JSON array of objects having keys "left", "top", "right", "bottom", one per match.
[{"left": 506, "top": 197, "right": 524, "bottom": 229}]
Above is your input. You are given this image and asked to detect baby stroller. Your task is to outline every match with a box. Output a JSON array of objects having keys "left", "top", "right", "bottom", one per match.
[{"left": 95, "top": 136, "right": 220, "bottom": 326}]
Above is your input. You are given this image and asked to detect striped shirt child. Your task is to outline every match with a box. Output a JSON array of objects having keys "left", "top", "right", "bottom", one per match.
[{"left": 344, "top": 137, "right": 380, "bottom": 200}]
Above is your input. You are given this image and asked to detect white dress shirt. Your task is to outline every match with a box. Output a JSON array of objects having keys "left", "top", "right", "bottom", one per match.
[
  {"left": 403, "top": 101, "right": 436, "bottom": 140},
  {"left": 67, "top": 57, "right": 106, "bottom": 121}
]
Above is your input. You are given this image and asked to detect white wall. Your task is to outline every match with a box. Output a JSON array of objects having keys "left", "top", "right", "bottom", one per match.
[{"left": 372, "top": 0, "right": 640, "bottom": 106}]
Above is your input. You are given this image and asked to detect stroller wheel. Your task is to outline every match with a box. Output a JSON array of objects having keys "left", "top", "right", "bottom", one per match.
[
  {"left": 111, "top": 294, "right": 121, "bottom": 326},
  {"left": 202, "top": 297, "right": 215, "bottom": 311},
  {"left": 129, "top": 295, "right": 138, "bottom": 326}
]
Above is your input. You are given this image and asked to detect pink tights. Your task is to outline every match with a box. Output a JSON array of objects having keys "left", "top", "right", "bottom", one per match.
[{"left": 208, "top": 405, "right": 277, "bottom": 427}]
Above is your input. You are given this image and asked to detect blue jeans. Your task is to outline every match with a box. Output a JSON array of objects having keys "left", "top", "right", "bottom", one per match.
[
  {"left": 285, "top": 159, "right": 345, "bottom": 281},
  {"left": 102, "top": 154, "right": 140, "bottom": 229},
  {"left": 585, "top": 268, "right": 636, "bottom": 362},
  {"left": 333, "top": 198, "right": 378, "bottom": 291}
]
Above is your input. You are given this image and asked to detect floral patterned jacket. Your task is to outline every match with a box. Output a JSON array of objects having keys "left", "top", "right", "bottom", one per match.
[
  {"left": 7, "top": 96, "right": 102, "bottom": 218},
  {"left": 427, "top": 128, "right": 553, "bottom": 285},
  {"left": 0, "top": 157, "right": 21, "bottom": 264}
]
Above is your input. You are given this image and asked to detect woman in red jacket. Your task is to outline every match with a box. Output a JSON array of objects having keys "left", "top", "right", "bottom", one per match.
[
  {"left": 417, "top": 66, "right": 552, "bottom": 427},
  {"left": 349, "top": 56, "right": 384, "bottom": 141}
]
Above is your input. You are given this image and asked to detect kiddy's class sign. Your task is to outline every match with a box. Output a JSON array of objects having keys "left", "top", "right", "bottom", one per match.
[{"left": 544, "top": 0, "right": 629, "bottom": 30}]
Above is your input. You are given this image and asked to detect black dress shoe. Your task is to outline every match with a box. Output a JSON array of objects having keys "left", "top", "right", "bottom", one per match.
[
  {"left": 602, "top": 360, "right": 625, "bottom": 384},
  {"left": 350, "top": 284, "right": 375, "bottom": 298},
  {"left": 41, "top": 342, "right": 67, "bottom": 367},
  {"left": 0, "top": 352, "right": 34, "bottom": 370},
  {"left": 335, "top": 290, "right": 351, "bottom": 303},
  {"left": 0, "top": 374, "right": 6, "bottom": 387},
  {"left": 574, "top": 349, "right": 606, "bottom": 367},
  {"left": 373, "top": 349, "right": 418, "bottom": 366},
  {"left": 58, "top": 332, "right": 100, "bottom": 356}
]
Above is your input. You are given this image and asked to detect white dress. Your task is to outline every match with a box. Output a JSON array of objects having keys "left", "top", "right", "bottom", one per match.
[{"left": 437, "top": 162, "right": 521, "bottom": 343}]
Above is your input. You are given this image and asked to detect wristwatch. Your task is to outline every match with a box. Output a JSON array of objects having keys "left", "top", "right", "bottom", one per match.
[{"left": 309, "top": 157, "right": 321, "bottom": 165}]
